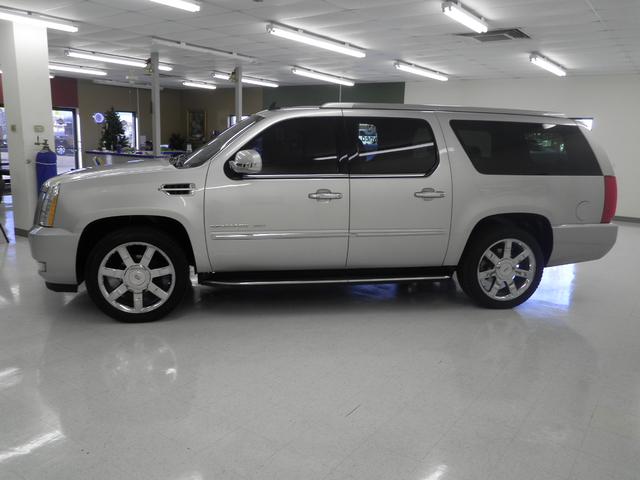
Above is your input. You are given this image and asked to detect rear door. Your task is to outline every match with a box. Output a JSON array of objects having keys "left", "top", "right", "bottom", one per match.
[{"left": 344, "top": 111, "right": 452, "bottom": 268}]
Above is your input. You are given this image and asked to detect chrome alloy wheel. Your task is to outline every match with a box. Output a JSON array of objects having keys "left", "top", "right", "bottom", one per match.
[
  {"left": 97, "top": 242, "right": 176, "bottom": 314},
  {"left": 476, "top": 238, "right": 536, "bottom": 301}
]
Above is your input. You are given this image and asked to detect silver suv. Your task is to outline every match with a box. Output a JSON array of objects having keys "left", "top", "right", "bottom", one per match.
[{"left": 29, "top": 103, "right": 618, "bottom": 322}]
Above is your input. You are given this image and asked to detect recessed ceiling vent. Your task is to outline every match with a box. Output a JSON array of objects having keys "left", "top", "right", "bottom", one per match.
[{"left": 457, "top": 28, "right": 530, "bottom": 42}]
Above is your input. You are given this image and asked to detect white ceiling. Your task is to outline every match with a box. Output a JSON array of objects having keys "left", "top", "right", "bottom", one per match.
[{"left": 3, "top": 0, "right": 640, "bottom": 88}]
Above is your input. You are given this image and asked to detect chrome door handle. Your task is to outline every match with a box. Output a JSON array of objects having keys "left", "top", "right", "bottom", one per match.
[
  {"left": 414, "top": 188, "right": 446, "bottom": 200},
  {"left": 309, "top": 189, "right": 343, "bottom": 201}
]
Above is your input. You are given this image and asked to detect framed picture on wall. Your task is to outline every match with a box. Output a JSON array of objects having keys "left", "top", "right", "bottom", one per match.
[{"left": 187, "top": 110, "right": 206, "bottom": 141}]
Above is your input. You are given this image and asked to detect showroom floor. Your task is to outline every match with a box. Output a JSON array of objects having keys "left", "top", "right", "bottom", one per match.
[{"left": 1, "top": 198, "right": 639, "bottom": 480}]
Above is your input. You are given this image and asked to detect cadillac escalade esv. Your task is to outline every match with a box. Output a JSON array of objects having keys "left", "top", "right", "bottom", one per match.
[{"left": 29, "top": 103, "right": 618, "bottom": 321}]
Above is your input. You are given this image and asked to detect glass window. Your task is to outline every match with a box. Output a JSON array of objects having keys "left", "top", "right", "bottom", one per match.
[
  {"left": 116, "top": 111, "right": 136, "bottom": 149},
  {"left": 238, "top": 117, "right": 340, "bottom": 175},
  {"left": 179, "top": 114, "right": 263, "bottom": 169},
  {"left": 450, "top": 120, "right": 601, "bottom": 176},
  {"left": 52, "top": 109, "right": 78, "bottom": 173},
  {"left": 348, "top": 117, "right": 438, "bottom": 175}
]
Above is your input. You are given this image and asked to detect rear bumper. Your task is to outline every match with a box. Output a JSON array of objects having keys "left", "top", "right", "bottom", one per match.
[
  {"left": 28, "top": 226, "right": 80, "bottom": 285},
  {"left": 547, "top": 223, "right": 618, "bottom": 267}
]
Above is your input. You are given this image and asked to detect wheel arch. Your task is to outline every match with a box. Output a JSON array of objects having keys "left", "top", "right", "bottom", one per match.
[
  {"left": 76, "top": 215, "right": 195, "bottom": 284},
  {"left": 458, "top": 213, "right": 553, "bottom": 266}
]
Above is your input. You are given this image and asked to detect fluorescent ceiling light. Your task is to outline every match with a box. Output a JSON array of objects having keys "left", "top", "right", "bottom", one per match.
[
  {"left": 49, "top": 75, "right": 54, "bottom": 79},
  {"left": 152, "top": 37, "right": 255, "bottom": 62},
  {"left": 442, "top": 1, "right": 487, "bottom": 34},
  {"left": 394, "top": 61, "right": 448, "bottom": 82},
  {"left": 182, "top": 81, "right": 216, "bottom": 90},
  {"left": 291, "top": 67, "right": 354, "bottom": 87},
  {"left": 267, "top": 24, "right": 365, "bottom": 58},
  {"left": 212, "top": 71, "right": 231, "bottom": 80},
  {"left": 49, "top": 64, "right": 107, "bottom": 76},
  {"left": 0, "top": 7, "right": 78, "bottom": 32},
  {"left": 148, "top": 0, "right": 200, "bottom": 13},
  {"left": 94, "top": 79, "right": 160, "bottom": 90},
  {"left": 242, "top": 77, "right": 278, "bottom": 88},
  {"left": 65, "top": 49, "right": 172, "bottom": 71},
  {"left": 210, "top": 71, "right": 278, "bottom": 87},
  {"left": 530, "top": 53, "right": 567, "bottom": 77}
]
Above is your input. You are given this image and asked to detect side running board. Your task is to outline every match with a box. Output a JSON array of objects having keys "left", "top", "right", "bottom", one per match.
[{"left": 198, "top": 267, "right": 455, "bottom": 287}]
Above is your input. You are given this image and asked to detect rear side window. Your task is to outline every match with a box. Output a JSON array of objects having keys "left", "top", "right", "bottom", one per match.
[
  {"left": 450, "top": 120, "right": 601, "bottom": 175},
  {"left": 238, "top": 117, "right": 339, "bottom": 175},
  {"left": 347, "top": 117, "right": 438, "bottom": 175}
]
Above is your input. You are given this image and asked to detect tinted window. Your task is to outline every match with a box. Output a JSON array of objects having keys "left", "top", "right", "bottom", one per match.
[
  {"left": 450, "top": 120, "right": 601, "bottom": 175},
  {"left": 348, "top": 117, "right": 438, "bottom": 175},
  {"left": 239, "top": 117, "right": 339, "bottom": 175}
]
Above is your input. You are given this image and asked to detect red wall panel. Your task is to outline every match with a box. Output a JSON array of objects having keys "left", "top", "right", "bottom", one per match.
[{"left": 0, "top": 75, "right": 78, "bottom": 108}]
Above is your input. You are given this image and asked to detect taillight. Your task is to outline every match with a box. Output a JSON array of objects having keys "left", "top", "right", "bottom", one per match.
[{"left": 601, "top": 176, "right": 617, "bottom": 223}]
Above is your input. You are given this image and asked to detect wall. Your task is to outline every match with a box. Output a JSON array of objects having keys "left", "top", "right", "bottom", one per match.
[
  {"left": 179, "top": 86, "right": 263, "bottom": 134},
  {"left": 0, "top": 76, "right": 78, "bottom": 107},
  {"left": 76, "top": 81, "right": 263, "bottom": 160},
  {"left": 405, "top": 75, "right": 640, "bottom": 218},
  {"left": 262, "top": 82, "right": 405, "bottom": 108},
  {"left": 77, "top": 80, "right": 151, "bottom": 154}
]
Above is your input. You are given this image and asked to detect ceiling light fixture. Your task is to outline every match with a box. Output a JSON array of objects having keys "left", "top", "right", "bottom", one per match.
[
  {"left": 242, "top": 77, "right": 279, "bottom": 88},
  {"left": 65, "top": 49, "right": 172, "bottom": 71},
  {"left": 0, "top": 6, "right": 78, "bottom": 32},
  {"left": 529, "top": 53, "right": 566, "bottom": 77},
  {"left": 291, "top": 67, "right": 354, "bottom": 86},
  {"left": 182, "top": 81, "right": 217, "bottom": 90},
  {"left": 93, "top": 79, "right": 161, "bottom": 90},
  {"left": 211, "top": 71, "right": 231, "bottom": 80},
  {"left": 148, "top": 0, "right": 200, "bottom": 13},
  {"left": 152, "top": 37, "right": 255, "bottom": 62},
  {"left": 394, "top": 61, "right": 448, "bottom": 81},
  {"left": 267, "top": 24, "right": 365, "bottom": 58},
  {"left": 441, "top": 1, "right": 487, "bottom": 34},
  {"left": 48, "top": 64, "right": 107, "bottom": 76},
  {"left": 211, "top": 71, "right": 278, "bottom": 87}
]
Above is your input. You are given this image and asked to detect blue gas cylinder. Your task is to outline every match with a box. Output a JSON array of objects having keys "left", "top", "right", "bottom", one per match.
[{"left": 36, "top": 143, "right": 57, "bottom": 191}]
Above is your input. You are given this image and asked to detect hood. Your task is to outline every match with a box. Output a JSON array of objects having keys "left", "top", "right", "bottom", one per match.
[{"left": 48, "top": 158, "right": 174, "bottom": 186}]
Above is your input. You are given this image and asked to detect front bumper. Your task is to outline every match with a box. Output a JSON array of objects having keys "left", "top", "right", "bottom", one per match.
[
  {"left": 547, "top": 223, "right": 618, "bottom": 267},
  {"left": 28, "top": 226, "right": 80, "bottom": 286}
]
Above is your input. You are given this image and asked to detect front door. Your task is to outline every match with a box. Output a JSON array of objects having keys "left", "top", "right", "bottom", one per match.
[
  {"left": 205, "top": 113, "right": 349, "bottom": 271},
  {"left": 344, "top": 111, "right": 452, "bottom": 268}
]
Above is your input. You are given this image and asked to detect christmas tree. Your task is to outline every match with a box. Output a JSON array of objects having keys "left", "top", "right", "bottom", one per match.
[{"left": 100, "top": 107, "right": 130, "bottom": 151}]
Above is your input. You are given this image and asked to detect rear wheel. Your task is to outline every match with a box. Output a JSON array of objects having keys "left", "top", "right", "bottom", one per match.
[
  {"left": 457, "top": 226, "right": 543, "bottom": 309},
  {"left": 85, "top": 228, "right": 189, "bottom": 322}
]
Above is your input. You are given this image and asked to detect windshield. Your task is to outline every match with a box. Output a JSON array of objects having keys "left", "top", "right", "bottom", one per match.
[{"left": 176, "top": 114, "right": 263, "bottom": 168}]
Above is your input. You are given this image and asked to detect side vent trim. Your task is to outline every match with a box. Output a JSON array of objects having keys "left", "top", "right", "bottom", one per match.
[{"left": 159, "top": 183, "right": 196, "bottom": 196}]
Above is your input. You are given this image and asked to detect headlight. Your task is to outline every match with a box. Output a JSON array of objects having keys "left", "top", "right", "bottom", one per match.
[{"left": 37, "top": 184, "right": 60, "bottom": 227}]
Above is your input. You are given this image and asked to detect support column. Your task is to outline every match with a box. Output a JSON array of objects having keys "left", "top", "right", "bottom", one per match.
[
  {"left": 235, "top": 64, "right": 243, "bottom": 123},
  {"left": 0, "top": 22, "right": 54, "bottom": 236},
  {"left": 150, "top": 51, "right": 161, "bottom": 157}
]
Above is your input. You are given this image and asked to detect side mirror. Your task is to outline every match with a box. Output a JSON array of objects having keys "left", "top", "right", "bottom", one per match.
[{"left": 230, "top": 149, "right": 262, "bottom": 174}]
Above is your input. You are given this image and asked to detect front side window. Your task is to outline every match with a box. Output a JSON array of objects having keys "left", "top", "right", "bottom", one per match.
[
  {"left": 348, "top": 117, "right": 438, "bottom": 175},
  {"left": 238, "top": 117, "right": 339, "bottom": 175},
  {"left": 450, "top": 120, "right": 601, "bottom": 175},
  {"left": 179, "top": 114, "right": 263, "bottom": 168}
]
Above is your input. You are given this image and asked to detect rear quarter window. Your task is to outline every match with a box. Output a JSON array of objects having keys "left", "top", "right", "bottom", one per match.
[{"left": 450, "top": 120, "right": 601, "bottom": 175}]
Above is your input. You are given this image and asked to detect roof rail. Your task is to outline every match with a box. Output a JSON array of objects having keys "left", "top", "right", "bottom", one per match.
[{"left": 320, "top": 102, "right": 565, "bottom": 117}]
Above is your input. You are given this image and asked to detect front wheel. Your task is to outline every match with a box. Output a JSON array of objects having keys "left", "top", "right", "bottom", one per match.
[
  {"left": 85, "top": 228, "right": 189, "bottom": 322},
  {"left": 457, "top": 227, "right": 544, "bottom": 309}
]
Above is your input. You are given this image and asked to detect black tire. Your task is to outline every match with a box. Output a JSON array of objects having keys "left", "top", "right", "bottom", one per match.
[
  {"left": 85, "top": 227, "right": 189, "bottom": 322},
  {"left": 457, "top": 226, "right": 544, "bottom": 309}
]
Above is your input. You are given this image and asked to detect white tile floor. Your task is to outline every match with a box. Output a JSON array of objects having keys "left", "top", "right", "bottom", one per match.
[{"left": 1, "top": 197, "right": 640, "bottom": 480}]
